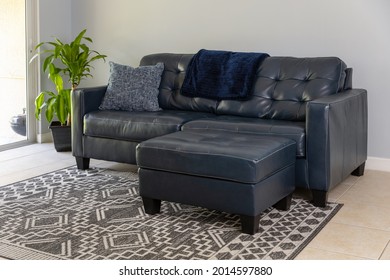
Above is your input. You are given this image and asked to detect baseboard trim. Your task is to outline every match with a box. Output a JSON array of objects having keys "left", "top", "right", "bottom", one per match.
[{"left": 366, "top": 157, "right": 390, "bottom": 172}]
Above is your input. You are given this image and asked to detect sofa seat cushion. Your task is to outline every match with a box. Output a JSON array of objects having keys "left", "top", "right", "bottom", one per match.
[
  {"left": 136, "top": 131, "right": 296, "bottom": 184},
  {"left": 84, "top": 110, "right": 214, "bottom": 142},
  {"left": 182, "top": 115, "right": 306, "bottom": 157}
]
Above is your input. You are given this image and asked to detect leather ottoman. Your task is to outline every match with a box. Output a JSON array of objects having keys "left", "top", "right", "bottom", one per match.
[{"left": 136, "top": 131, "right": 296, "bottom": 234}]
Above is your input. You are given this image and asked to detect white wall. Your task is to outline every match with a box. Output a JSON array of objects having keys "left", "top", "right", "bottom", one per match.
[
  {"left": 66, "top": 0, "right": 390, "bottom": 159},
  {"left": 37, "top": 0, "right": 72, "bottom": 135}
]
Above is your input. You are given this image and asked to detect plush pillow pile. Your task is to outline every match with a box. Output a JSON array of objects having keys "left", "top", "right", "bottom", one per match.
[{"left": 99, "top": 61, "right": 164, "bottom": 112}]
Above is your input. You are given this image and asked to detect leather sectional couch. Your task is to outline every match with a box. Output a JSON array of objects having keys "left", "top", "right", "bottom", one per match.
[{"left": 71, "top": 52, "right": 368, "bottom": 208}]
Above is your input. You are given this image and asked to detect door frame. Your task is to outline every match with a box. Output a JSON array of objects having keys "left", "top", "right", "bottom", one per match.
[{"left": 25, "top": 0, "right": 39, "bottom": 144}]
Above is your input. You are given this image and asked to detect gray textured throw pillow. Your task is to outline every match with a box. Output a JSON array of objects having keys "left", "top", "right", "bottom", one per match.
[{"left": 99, "top": 61, "right": 164, "bottom": 111}]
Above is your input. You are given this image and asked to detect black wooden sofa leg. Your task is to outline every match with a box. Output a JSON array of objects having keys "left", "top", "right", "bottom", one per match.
[
  {"left": 240, "top": 214, "right": 261, "bottom": 235},
  {"left": 311, "top": 190, "right": 328, "bottom": 208},
  {"left": 351, "top": 162, "right": 365, "bottom": 176},
  {"left": 76, "top": 156, "right": 90, "bottom": 170},
  {"left": 142, "top": 197, "right": 161, "bottom": 215}
]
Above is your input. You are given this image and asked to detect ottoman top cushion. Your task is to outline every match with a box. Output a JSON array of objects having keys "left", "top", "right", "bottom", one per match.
[{"left": 136, "top": 131, "right": 296, "bottom": 184}]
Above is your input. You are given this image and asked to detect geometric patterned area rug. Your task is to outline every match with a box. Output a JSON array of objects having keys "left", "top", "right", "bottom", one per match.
[{"left": 0, "top": 167, "right": 342, "bottom": 260}]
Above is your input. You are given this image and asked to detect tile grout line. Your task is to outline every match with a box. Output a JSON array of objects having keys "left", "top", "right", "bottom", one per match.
[{"left": 378, "top": 239, "right": 390, "bottom": 260}]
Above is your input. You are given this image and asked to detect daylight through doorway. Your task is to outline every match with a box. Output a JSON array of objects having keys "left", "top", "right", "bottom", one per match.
[{"left": 0, "top": 0, "right": 27, "bottom": 147}]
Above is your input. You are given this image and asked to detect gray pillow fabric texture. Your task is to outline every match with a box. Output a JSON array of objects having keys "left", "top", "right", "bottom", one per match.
[{"left": 99, "top": 61, "right": 164, "bottom": 111}]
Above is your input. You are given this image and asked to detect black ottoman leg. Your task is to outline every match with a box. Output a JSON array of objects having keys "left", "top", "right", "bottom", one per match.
[
  {"left": 142, "top": 197, "right": 161, "bottom": 215},
  {"left": 273, "top": 193, "right": 293, "bottom": 211},
  {"left": 240, "top": 214, "right": 261, "bottom": 235}
]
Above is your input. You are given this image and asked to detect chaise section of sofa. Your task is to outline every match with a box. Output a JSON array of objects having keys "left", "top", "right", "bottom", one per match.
[
  {"left": 71, "top": 85, "right": 214, "bottom": 166},
  {"left": 71, "top": 52, "right": 367, "bottom": 207}
]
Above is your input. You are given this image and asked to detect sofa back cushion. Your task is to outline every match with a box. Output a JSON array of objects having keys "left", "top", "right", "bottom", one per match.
[
  {"left": 140, "top": 54, "right": 347, "bottom": 121},
  {"left": 217, "top": 56, "right": 347, "bottom": 121},
  {"left": 140, "top": 53, "right": 218, "bottom": 113}
]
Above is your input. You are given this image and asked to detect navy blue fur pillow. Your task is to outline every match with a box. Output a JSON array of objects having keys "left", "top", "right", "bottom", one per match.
[{"left": 181, "top": 49, "right": 269, "bottom": 100}]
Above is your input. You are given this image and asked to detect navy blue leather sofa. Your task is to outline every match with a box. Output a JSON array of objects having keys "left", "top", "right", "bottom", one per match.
[{"left": 71, "top": 53, "right": 368, "bottom": 207}]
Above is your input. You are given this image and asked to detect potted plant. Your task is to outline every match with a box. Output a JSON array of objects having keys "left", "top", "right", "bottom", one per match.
[
  {"left": 35, "top": 65, "right": 72, "bottom": 151},
  {"left": 32, "top": 29, "right": 106, "bottom": 151}
]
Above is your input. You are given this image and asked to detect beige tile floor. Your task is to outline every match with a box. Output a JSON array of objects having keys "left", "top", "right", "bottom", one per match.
[{"left": 0, "top": 143, "right": 389, "bottom": 260}]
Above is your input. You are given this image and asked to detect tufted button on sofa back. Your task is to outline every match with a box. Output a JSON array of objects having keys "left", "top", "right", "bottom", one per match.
[
  {"left": 140, "top": 53, "right": 218, "bottom": 113},
  {"left": 141, "top": 53, "right": 348, "bottom": 121},
  {"left": 217, "top": 57, "right": 347, "bottom": 121}
]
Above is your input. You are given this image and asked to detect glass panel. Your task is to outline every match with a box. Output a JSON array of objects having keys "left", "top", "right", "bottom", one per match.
[{"left": 0, "top": 0, "right": 27, "bottom": 146}]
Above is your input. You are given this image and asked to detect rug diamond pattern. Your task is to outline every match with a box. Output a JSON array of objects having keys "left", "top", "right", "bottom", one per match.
[{"left": 0, "top": 167, "right": 342, "bottom": 260}]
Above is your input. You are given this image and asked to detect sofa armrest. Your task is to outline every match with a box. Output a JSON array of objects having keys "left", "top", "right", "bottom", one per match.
[
  {"left": 71, "top": 86, "right": 107, "bottom": 157},
  {"left": 306, "top": 88, "right": 368, "bottom": 191}
]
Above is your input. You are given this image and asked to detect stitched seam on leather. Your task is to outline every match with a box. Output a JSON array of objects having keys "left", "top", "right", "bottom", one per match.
[
  {"left": 139, "top": 158, "right": 295, "bottom": 184},
  {"left": 86, "top": 116, "right": 181, "bottom": 126},
  {"left": 183, "top": 127, "right": 304, "bottom": 136},
  {"left": 140, "top": 142, "right": 295, "bottom": 162},
  {"left": 308, "top": 91, "right": 360, "bottom": 105},
  {"left": 337, "top": 60, "right": 343, "bottom": 92},
  {"left": 255, "top": 161, "right": 296, "bottom": 183}
]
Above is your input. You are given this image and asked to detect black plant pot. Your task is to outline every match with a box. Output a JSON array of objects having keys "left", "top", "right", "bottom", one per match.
[{"left": 49, "top": 121, "right": 71, "bottom": 152}]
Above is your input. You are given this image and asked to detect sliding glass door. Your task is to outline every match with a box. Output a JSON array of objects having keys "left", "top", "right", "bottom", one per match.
[
  {"left": 0, "top": 0, "right": 37, "bottom": 150},
  {"left": 0, "top": 0, "right": 27, "bottom": 148}
]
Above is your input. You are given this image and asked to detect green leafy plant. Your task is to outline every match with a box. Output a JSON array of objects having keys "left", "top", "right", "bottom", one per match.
[
  {"left": 34, "top": 64, "right": 71, "bottom": 125},
  {"left": 32, "top": 29, "right": 106, "bottom": 126}
]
